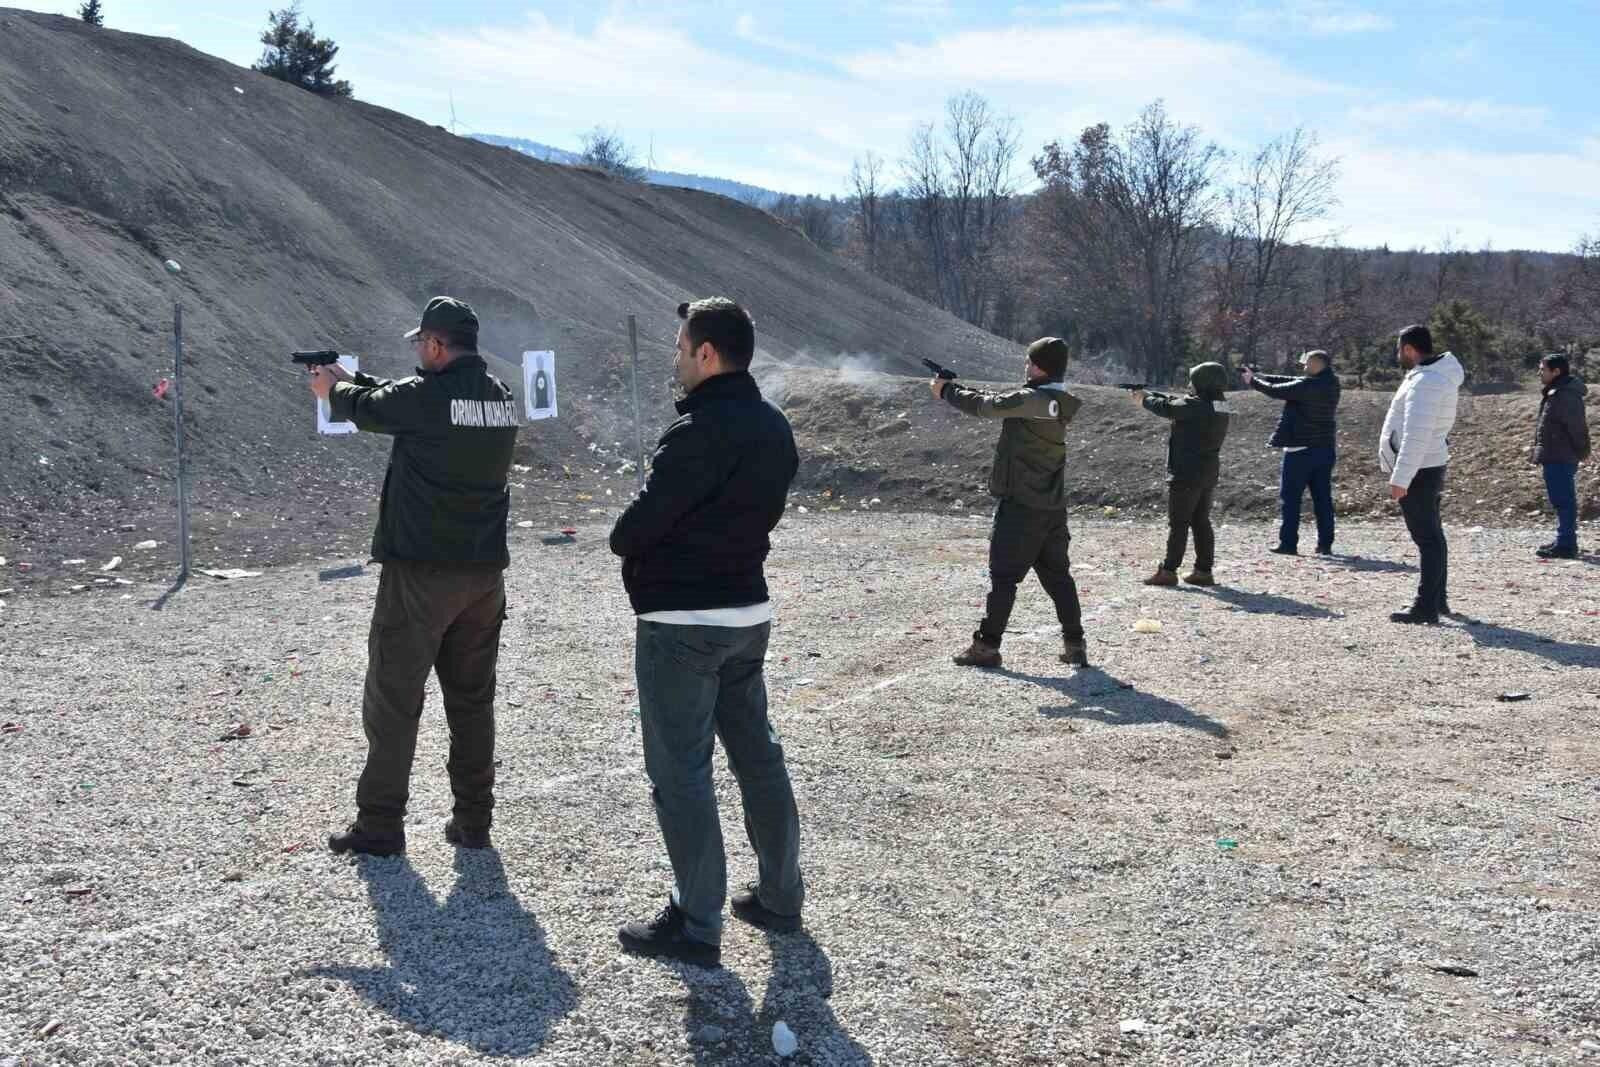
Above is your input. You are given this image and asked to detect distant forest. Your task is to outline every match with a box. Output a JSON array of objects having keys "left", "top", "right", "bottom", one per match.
[{"left": 761, "top": 94, "right": 1599, "bottom": 388}]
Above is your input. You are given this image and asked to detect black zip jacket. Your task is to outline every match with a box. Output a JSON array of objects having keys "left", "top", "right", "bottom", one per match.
[
  {"left": 1250, "top": 367, "right": 1340, "bottom": 449},
  {"left": 327, "top": 354, "right": 517, "bottom": 568},
  {"left": 610, "top": 371, "right": 798, "bottom": 614}
]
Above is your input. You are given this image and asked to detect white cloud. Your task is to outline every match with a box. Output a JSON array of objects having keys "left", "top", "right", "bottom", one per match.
[
  {"left": 1237, "top": 2, "right": 1394, "bottom": 36},
  {"left": 358, "top": 7, "right": 1583, "bottom": 250},
  {"left": 1015, "top": 2, "right": 1128, "bottom": 16},
  {"left": 1347, "top": 97, "right": 1551, "bottom": 134},
  {"left": 1327, "top": 137, "right": 1600, "bottom": 250}
]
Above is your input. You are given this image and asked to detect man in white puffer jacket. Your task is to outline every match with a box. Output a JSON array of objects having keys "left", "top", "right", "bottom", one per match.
[{"left": 1379, "top": 324, "right": 1464, "bottom": 624}]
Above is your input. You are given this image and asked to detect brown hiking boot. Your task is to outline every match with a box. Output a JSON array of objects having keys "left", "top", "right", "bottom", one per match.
[
  {"left": 953, "top": 636, "right": 1002, "bottom": 668},
  {"left": 1143, "top": 568, "right": 1178, "bottom": 587},
  {"left": 1183, "top": 569, "right": 1215, "bottom": 586},
  {"left": 1059, "top": 637, "right": 1089, "bottom": 667}
]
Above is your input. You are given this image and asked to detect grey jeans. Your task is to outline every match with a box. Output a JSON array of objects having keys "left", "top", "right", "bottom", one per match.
[{"left": 635, "top": 619, "right": 803, "bottom": 946}]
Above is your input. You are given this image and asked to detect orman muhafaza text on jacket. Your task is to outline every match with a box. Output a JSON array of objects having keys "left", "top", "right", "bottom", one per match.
[{"left": 327, "top": 354, "right": 519, "bottom": 567}]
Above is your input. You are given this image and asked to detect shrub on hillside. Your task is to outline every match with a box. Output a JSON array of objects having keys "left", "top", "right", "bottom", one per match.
[{"left": 252, "top": 5, "right": 352, "bottom": 98}]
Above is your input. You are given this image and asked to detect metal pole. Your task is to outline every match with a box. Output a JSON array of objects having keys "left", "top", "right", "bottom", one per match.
[
  {"left": 172, "top": 302, "right": 191, "bottom": 578},
  {"left": 627, "top": 314, "right": 645, "bottom": 491}
]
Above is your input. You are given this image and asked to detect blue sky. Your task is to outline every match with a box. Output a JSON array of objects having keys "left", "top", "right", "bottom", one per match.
[{"left": 22, "top": 0, "right": 1600, "bottom": 251}]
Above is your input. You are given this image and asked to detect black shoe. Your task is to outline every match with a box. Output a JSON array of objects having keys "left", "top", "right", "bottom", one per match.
[
  {"left": 328, "top": 822, "right": 405, "bottom": 856},
  {"left": 1536, "top": 544, "right": 1578, "bottom": 559},
  {"left": 619, "top": 902, "right": 721, "bottom": 967},
  {"left": 1315, "top": 545, "right": 1334, "bottom": 556},
  {"left": 1059, "top": 637, "right": 1090, "bottom": 668},
  {"left": 730, "top": 883, "right": 802, "bottom": 933},
  {"left": 443, "top": 818, "right": 492, "bottom": 849},
  {"left": 1389, "top": 609, "right": 1440, "bottom": 625},
  {"left": 1269, "top": 545, "right": 1298, "bottom": 556}
]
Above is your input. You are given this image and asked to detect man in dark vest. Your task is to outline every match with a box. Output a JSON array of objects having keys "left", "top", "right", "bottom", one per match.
[
  {"left": 931, "top": 337, "right": 1088, "bottom": 670},
  {"left": 307, "top": 296, "right": 519, "bottom": 856},
  {"left": 1243, "top": 349, "right": 1341, "bottom": 555}
]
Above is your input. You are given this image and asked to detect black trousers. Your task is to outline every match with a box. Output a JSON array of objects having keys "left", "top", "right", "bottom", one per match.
[
  {"left": 1163, "top": 482, "right": 1216, "bottom": 572},
  {"left": 979, "top": 499, "right": 1084, "bottom": 644},
  {"left": 1399, "top": 465, "right": 1448, "bottom": 617},
  {"left": 355, "top": 561, "right": 506, "bottom": 833}
]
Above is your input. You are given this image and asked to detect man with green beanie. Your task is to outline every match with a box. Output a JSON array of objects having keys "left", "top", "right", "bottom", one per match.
[
  {"left": 306, "top": 296, "right": 519, "bottom": 857},
  {"left": 930, "top": 337, "right": 1088, "bottom": 670},
  {"left": 1134, "top": 363, "right": 1232, "bottom": 587}
]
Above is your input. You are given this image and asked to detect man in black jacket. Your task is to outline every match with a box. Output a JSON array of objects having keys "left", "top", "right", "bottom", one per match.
[
  {"left": 610, "top": 298, "right": 803, "bottom": 968},
  {"left": 1531, "top": 353, "right": 1591, "bottom": 558},
  {"left": 306, "top": 296, "right": 518, "bottom": 857},
  {"left": 1243, "top": 350, "right": 1341, "bottom": 555}
]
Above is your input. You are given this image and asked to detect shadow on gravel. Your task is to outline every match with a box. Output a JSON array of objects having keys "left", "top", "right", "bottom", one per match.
[
  {"left": 1457, "top": 620, "right": 1600, "bottom": 669},
  {"left": 1189, "top": 585, "right": 1341, "bottom": 619},
  {"left": 677, "top": 929, "right": 871, "bottom": 1065},
  {"left": 317, "top": 564, "right": 366, "bottom": 581},
  {"left": 1319, "top": 554, "right": 1417, "bottom": 574},
  {"left": 149, "top": 574, "right": 187, "bottom": 612},
  {"left": 308, "top": 849, "right": 576, "bottom": 1057},
  {"left": 1007, "top": 667, "right": 1228, "bottom": 738}
]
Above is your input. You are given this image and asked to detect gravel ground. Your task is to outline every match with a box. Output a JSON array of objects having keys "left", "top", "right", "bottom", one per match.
[{"left": 3, "top": 512, "right": 1599, "bottom": 1066}]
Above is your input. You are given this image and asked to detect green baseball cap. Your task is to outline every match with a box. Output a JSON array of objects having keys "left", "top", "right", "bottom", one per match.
[{"left": 403, "top": 296, "right": 479, "bottom": 341}]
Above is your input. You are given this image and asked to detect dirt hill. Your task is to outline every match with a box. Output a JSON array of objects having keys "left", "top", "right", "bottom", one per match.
[
  {"left": 0, "top": 10, "right": 1015, "bottom": 578},
  {"left": 0, "top": 9, "right": 1594, "bottom": 594}
]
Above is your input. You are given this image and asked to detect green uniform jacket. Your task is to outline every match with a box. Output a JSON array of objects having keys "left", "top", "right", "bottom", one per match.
[
  {"left": 943, "top": 380, "right": 1083, "bottom": 509},
  {"left": 328, "top": 354, "right": 518, "bottom": 568},
  {"left": 1142, "top": 391, "right": 1231, "bottom": 488}
]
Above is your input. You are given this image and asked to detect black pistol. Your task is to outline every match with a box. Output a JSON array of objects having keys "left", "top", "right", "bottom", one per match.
[
  {"left": 922, "top": 358, "right": 957, "bottom": 381},
  {"left": 291, "top": 349, "right": 341, "bottom": 366},
  {"left": 1114, "top": 382, "right": 1148, "bottom": 391}
]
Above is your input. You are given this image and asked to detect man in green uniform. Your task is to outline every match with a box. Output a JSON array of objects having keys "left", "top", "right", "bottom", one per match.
[
  {"left": 931, "top": 337, "right": 1087, "bottom": 670},
  {"left": 306, "top": 296, "right": 519, "bottom": 856},
  {"left": 1134, "top": 363, "right": 1231, "bottom": 587}
]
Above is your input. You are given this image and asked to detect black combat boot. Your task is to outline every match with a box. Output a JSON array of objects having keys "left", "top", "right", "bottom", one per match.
[
  {"left": 328, "top": 822, "right": 405, "bottom": 857},
  {"left": 953, "top": 635, "right": 1002, "bottom": 668}
]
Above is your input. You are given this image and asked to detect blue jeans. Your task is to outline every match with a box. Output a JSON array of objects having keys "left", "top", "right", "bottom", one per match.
[
  {"left": 1543, "top": 462, "right": 1579, "bottom": 548},
  {"left": 1279, "top": 447, "right": 1337, "bottom": 551},
  {"left": 635, "top": 620, "right": 803, "bottom": 946}
]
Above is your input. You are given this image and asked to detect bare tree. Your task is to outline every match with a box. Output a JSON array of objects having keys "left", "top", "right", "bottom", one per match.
[
  {"left": 849, "top": 151, "right": 884, "bottom": 274},
  {"left": 1031, "top": 101, "right": 1223, "bottom": 381},
  {"left": 1222, "top": 128, "right": 1340, "bottom": 364},
  {"left": 943, "top": 92, "right": 1021, "bottom": 325},
  {"left": 579, "top": 126, "right": 646, "bottom": 181},
  {"left": 769, "top": 194, "right": 841, "bottom": 250},
  {"left": 896, "top": 93, "right": 1020, "bottom": 329}
]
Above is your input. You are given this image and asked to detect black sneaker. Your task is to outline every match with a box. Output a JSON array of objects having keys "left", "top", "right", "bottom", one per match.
[
  {"left": 1389, "top": 609, "right": 1440, "bottom": 626},
  {"left": 1269, "top": 545, "right": 1298, "bottom": 556},
  {"left": 730, "top": 883, "right": 802, "bottom": 933},
  {"left": 1315, "top": 545, "right": 1334, "bottom": 556},
  {"left": 619, "top": 902, "right": 721, "bottom": 967},
  {"left": 328, "top": 822, "right": 405, "bottom": 857},
  {"left": 1536, "top": 544, "right": 1578, "bottom": 559},
  {"left": 443, "top": 818, "right": 492, "bottom": 849}
]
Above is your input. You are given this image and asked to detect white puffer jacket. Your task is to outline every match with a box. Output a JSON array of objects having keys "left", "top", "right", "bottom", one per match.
[{"left": 1378, "top": 351, "right": 1464, "bottom": 489}]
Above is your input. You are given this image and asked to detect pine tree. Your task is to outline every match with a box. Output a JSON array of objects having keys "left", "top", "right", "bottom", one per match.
[
  {"left": 251, "top": 5, "right": 353, "bottom": 98},
  {"left": 78, "top": 0, "right": 105, "bottom": 26}
]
